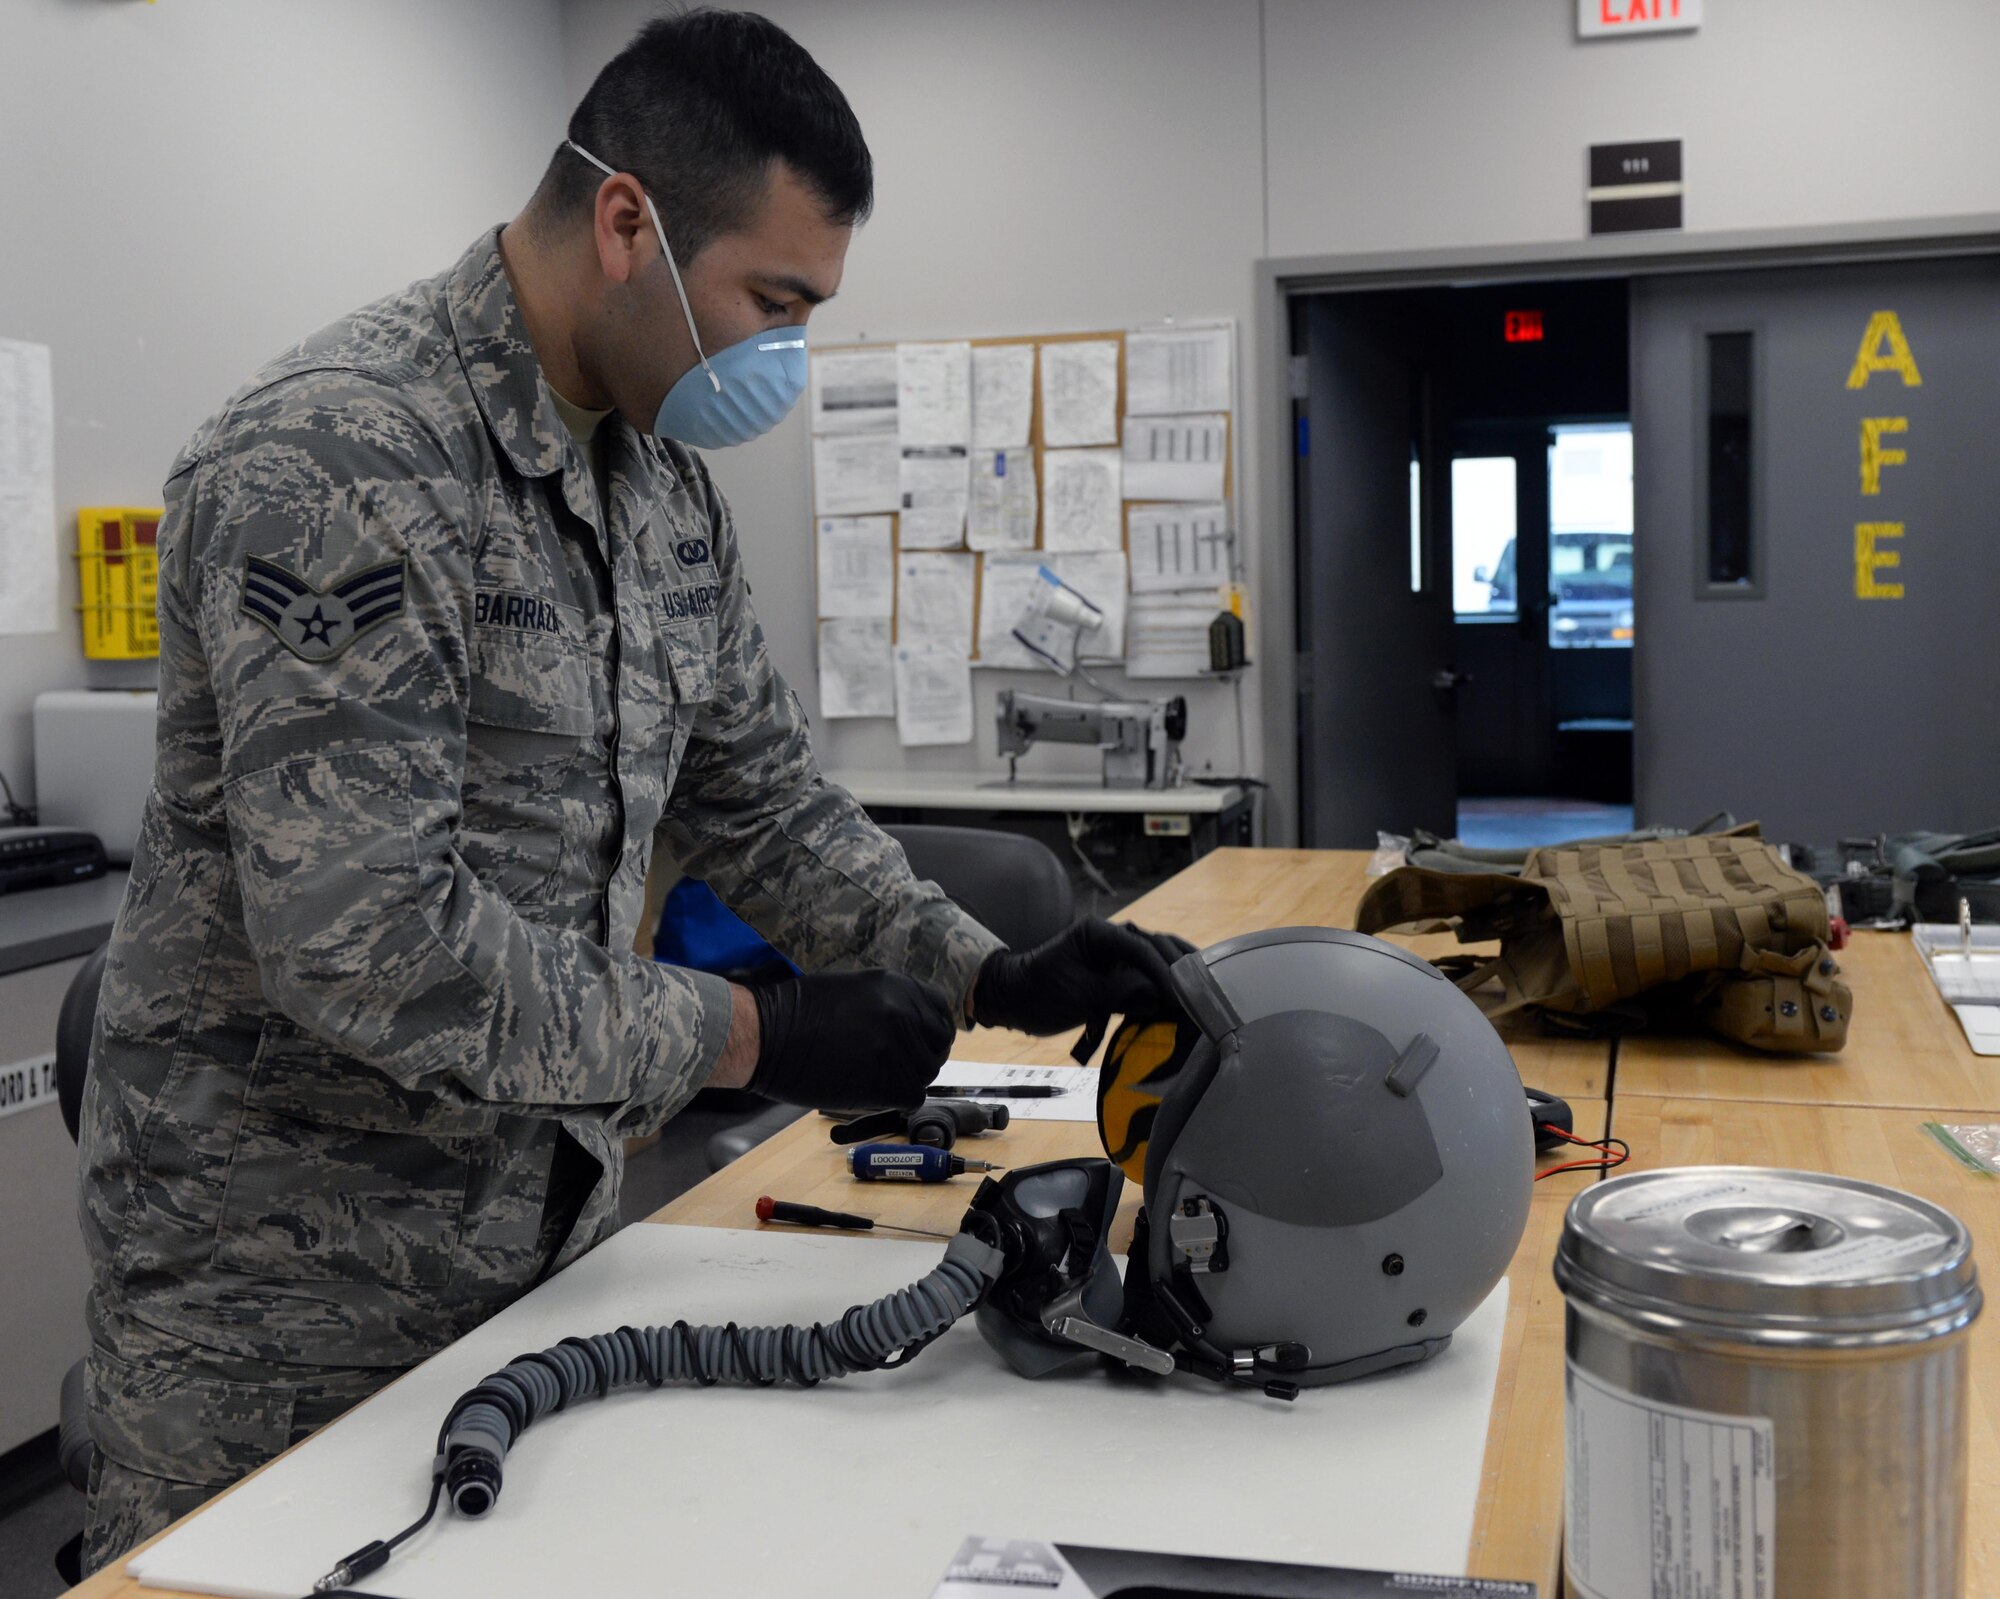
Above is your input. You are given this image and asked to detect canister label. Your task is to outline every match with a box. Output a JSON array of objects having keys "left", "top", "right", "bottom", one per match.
[{"left": 1565, "top": 1361, "right": 1775, "bottom": 1599}]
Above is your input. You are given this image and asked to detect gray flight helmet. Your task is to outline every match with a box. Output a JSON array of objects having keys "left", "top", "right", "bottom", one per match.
[{"left": 1131, "top": 927, "right": 1533, "bottom": 1388}]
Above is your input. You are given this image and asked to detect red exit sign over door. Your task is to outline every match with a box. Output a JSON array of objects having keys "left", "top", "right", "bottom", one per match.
[
  {"left": 1578, "top": 0, "right": 1702, "bottom": 38},
  {"left": 1504, "top": 310, "right": 1544, "bottom": 344}
]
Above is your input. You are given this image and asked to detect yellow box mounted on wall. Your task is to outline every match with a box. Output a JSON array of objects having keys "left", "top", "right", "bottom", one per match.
[{"left": 76, "top": 507, "right": 164, "bottom": 659}]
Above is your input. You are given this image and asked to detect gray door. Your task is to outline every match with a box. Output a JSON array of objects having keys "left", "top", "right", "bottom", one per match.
[
  {"left": 1298, "top": 296, "right": 1458, "bottom": 847},
  {"left": 1632, "top": 257, "right": 2000, "bottom": 839}
]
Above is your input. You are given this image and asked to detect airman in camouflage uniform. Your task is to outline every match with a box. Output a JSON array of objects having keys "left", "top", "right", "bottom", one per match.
[
  {"left": 79, "top": 14, "right": 1193, "bottom": 1573},
  {"left": 75, "top": 227, "right": 1006, "bottom": 1568}
]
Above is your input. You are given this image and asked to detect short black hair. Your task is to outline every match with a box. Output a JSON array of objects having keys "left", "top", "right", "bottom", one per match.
[{"left": 539, "top": 8, "right": 872, "bottom": 262}]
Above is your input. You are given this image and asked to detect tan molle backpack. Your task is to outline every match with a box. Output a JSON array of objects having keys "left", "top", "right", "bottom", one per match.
[{"left": 1355, "top": 833, "right": 1852, "bottom": 1053}]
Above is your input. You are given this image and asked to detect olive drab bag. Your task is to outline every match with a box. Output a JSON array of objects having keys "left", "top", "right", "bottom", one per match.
[{"left": 1355, "top": 834, "right": 1852, "bottom": 1054}]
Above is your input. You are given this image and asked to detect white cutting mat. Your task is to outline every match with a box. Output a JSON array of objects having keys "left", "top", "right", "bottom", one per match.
[{"left": 131, "top": 1226, "right": 1508, "bottom": 1598}]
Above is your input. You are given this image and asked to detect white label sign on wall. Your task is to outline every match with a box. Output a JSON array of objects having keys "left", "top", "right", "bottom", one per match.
[
  {"left": 1579, "top": 0, "right": 1701, "bottom": 38},
  {"left": 0, "top": 1053, "right": 58, "bottom": 1122}
]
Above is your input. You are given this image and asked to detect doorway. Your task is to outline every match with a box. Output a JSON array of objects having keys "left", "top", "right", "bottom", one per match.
[
  {"left": 1283, "top": 241, "right": 2000, "bottom": 850},
  {"left": 1294, "top": 276, "right": 1632, "bottom": 847}
]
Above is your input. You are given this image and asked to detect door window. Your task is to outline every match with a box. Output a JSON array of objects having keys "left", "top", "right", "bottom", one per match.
[
  {"left": 1451, "top": 456, "right": 1518, "bottom": 619},
  {"left": 1547, "top": 423, "right": 1633, "bottom": 648}
]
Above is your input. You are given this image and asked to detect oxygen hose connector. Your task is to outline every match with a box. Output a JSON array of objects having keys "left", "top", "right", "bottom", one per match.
[{"left": 441, "top": 1427, "right": 504, "bottom": 1518}]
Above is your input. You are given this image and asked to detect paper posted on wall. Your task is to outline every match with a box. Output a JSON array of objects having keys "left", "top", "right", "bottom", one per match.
[
  {"left": 818, "top": 618, "right": 895, "bottom": 718},
  {"left": 809, "top": 348, "right": 898, "bottom": 434},
  {"left": 1122, "top": 413, "right": 1227, "bottom": 501},
  {"left": 893, "top": 644, "right": 974, "bottom": 746},
  {"left": 1127, "top": 502, "right": 1232, "bottom": 593},
  {"left": 896, "top": 550, "right": 976, "bottom": 654},
  {"left": 1126, "top": 592, "right": 1219, "bottom": 678},
  {"left": 897, "top": 341, "right": 972, "bottom": 447},
  {"left": 1051, "top": 550, "right": 1127, "bottom": 658},
  {"left": 967, "top": 447, "right": 1037, "bottom": 550},
  {"left": 1038, "top": 339, "right": 1119, "bottom": 447},
  {"left": 975, "top": 552, "right": 1046, "bottom": 669},
  {"left": 815, "top": 515, "right": 894, "bottom": 617},
  {"left": 1010, "top": 563, "right": 1104, "bottom": 674},
  {"left": 899, "top": 445, "right": 970, "bottom": 548},
  {"left": 0, "top": 338, "right": 58, "bottom": 637},
  {"left": 1041, "top": 449, "right": 1122, "bottom": 551},
  {"left": 813, "top": 432, "right": 899, "bottom": 515},
  {"left": 1124, "top": 323, "right": 1233, "bottom": 415},
  {"left": 971, "top": 343, "right": 1034, "bottom": 448}
]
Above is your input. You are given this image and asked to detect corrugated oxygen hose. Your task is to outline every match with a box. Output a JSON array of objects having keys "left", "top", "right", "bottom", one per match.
[{"left": 314, "top": 1227, "right": 1007, "bottom": 1592}]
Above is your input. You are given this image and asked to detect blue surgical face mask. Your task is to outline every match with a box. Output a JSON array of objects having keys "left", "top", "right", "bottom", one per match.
[{"left": 567, "top": 141, "right": 808, "bottom": 449}]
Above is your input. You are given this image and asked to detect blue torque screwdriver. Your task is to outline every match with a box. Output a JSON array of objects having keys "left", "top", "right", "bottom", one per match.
[{"left": 844, "top": 1143, "right": 1004, "bottom": 1182}]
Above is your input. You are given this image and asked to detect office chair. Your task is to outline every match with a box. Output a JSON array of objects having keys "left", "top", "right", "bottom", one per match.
[
  {"left": 703, "top": 824, "right": 1076, "bottom": 1172},
  {"left": 51, "top": 944, "right": 108, "bottom": 1584}
]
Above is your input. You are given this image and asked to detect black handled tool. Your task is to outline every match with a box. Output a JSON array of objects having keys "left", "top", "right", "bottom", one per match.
[
  {"left": 829, "top": 1098, "right": 1010, "bottom": 1150},
  {"left": 754, "top": 1196, "right": 952, "bottom": 1240}
]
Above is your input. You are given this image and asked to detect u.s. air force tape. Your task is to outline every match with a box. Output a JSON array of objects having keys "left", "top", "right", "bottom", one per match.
[{"left": 240, "top": 555, "right": 407, "bottom": 661}]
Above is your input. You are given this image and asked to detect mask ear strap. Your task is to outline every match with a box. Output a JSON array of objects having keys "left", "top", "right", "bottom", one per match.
[{"left": 564, "top": 140, "right": 720, "bottom": 394}]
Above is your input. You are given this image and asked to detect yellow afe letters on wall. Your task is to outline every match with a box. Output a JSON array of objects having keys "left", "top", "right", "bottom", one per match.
[
  {"left": 1854, "top": 522, "right": 1903, "bottom": 600},
  {"left": 1848, "top": 312, "right": 1919, "bottom": 599},
  {"left": 1846, "top": 311, "right": 1923, "bottom": 389},
  {"left": 1859, "top": 416, "right": 1907, "bottom": 495}
]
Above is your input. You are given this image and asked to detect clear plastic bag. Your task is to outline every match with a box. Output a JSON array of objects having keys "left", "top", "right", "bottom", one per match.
[
  {"left": 1923, "top": 1122, "right": 2000, "bottom": 1176},
  {"left": 1367, "top": 831, "right": 1410, "bottom": 878}
]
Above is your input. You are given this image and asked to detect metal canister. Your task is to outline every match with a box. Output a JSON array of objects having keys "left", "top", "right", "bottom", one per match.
[{"left": 1554, "top": 1167, "right": 1981, "bottom": 1599}]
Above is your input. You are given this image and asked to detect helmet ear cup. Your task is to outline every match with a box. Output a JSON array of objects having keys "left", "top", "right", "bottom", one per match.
[{"left": 1096, "top": 1015, "right": 1200, "bottom": 1181}]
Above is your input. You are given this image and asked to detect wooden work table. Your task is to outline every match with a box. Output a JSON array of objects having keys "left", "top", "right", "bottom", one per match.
[
  {"left": 1616, "top": 928, "right": 1999, "bottom": 1112},
  {"left": 1609, "top": 1094, "right": 2000, "bottom": 1592},
  {"left": 131, "top": 846, "right": 2000, "bottom": 1599},
  {"left": 657, "top": 846, "right": 1610, "bottom": 1594},
  {"left": 66, "top": 847, "right": 1606, "bottom": 1598}
]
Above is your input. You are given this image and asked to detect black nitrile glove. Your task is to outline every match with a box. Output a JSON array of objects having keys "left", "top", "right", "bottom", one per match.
[
  {"left": 748, "top": 970, "right": 956, "bottom": 1112},
  {"left": 972, "top": 919, "right": 1197, "bottom": 1061}
]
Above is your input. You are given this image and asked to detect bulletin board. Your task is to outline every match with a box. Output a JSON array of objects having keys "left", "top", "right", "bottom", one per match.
[{"left": 806, "top": 322, "right": 1238, "bottom": 746}]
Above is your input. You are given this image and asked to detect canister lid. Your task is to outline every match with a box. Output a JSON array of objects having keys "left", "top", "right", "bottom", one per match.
[{"left": 1556, "top": 1167, "right": 1982, "bottom": 1346}]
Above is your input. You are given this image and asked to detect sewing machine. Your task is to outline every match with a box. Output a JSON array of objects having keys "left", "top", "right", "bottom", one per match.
[{"left": 993, "top": 690, "right": 1188, "bottom": 789}]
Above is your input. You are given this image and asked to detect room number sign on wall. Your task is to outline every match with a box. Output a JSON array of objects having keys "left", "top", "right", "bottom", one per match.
[{"left": 1586, "top": 141, "right": 1684, "bottom": 234}]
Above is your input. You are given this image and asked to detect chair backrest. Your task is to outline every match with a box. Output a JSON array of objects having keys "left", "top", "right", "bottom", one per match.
[
  {"left": 56, "top": 943, "right": 108, "bottom": 1144},
  {"left": 881, "top": 824, "right": 1075, "bottom": 953}
]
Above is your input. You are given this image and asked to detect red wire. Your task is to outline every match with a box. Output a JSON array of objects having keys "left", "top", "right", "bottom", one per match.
[{"left": 1534, "top": 1122, "right": 1631, "bottom": 1181}]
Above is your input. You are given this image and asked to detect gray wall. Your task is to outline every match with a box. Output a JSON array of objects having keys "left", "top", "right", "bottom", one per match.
[
  {"left": 1263, "top": 1, "right": 2000, "bottom": 254},
  {"left": 10, "top": 1, "right": 2000, "bottom": 839},
  {"left": 563, "top": 0, "right": 2000, "bottom": 841},
  {"left": 0, "top": 0, "right": 568, "bottom": 808},
  {"left": 1632, "top": 258, "right": 2000, "bottom": 840},
  {"left": 1259, "top": 0, "right": 2000, "bottom": 840},
  {"left": 562, "top": 0, "right": 1271, "bottom": 790}
]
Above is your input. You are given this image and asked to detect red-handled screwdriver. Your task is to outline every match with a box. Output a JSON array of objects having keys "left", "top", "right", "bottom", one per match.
[{"left": 755, "top": 1195, "right": 953, "bottom": 1240}]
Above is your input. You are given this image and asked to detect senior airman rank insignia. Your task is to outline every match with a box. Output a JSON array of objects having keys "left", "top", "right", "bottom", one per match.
[{"left": 240, "top": 556, "right": 407, "bottom": 661}]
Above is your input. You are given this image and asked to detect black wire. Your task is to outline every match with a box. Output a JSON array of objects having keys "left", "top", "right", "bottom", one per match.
[
  {"left": 617, "top": 1324, "right": 664, "bottom": 1388},
  {"left": 559, "top": 1334, "right": 613, "bottom": 1398},
  {"left": 726, "top": 1322, "right": 777, "bottom": 1387},
  {"left": 384, "top": 1476, "right": 445, "bottom": 1555},
  {"left": 0, "top": 767, "right": 36, "bottom": 826}
]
